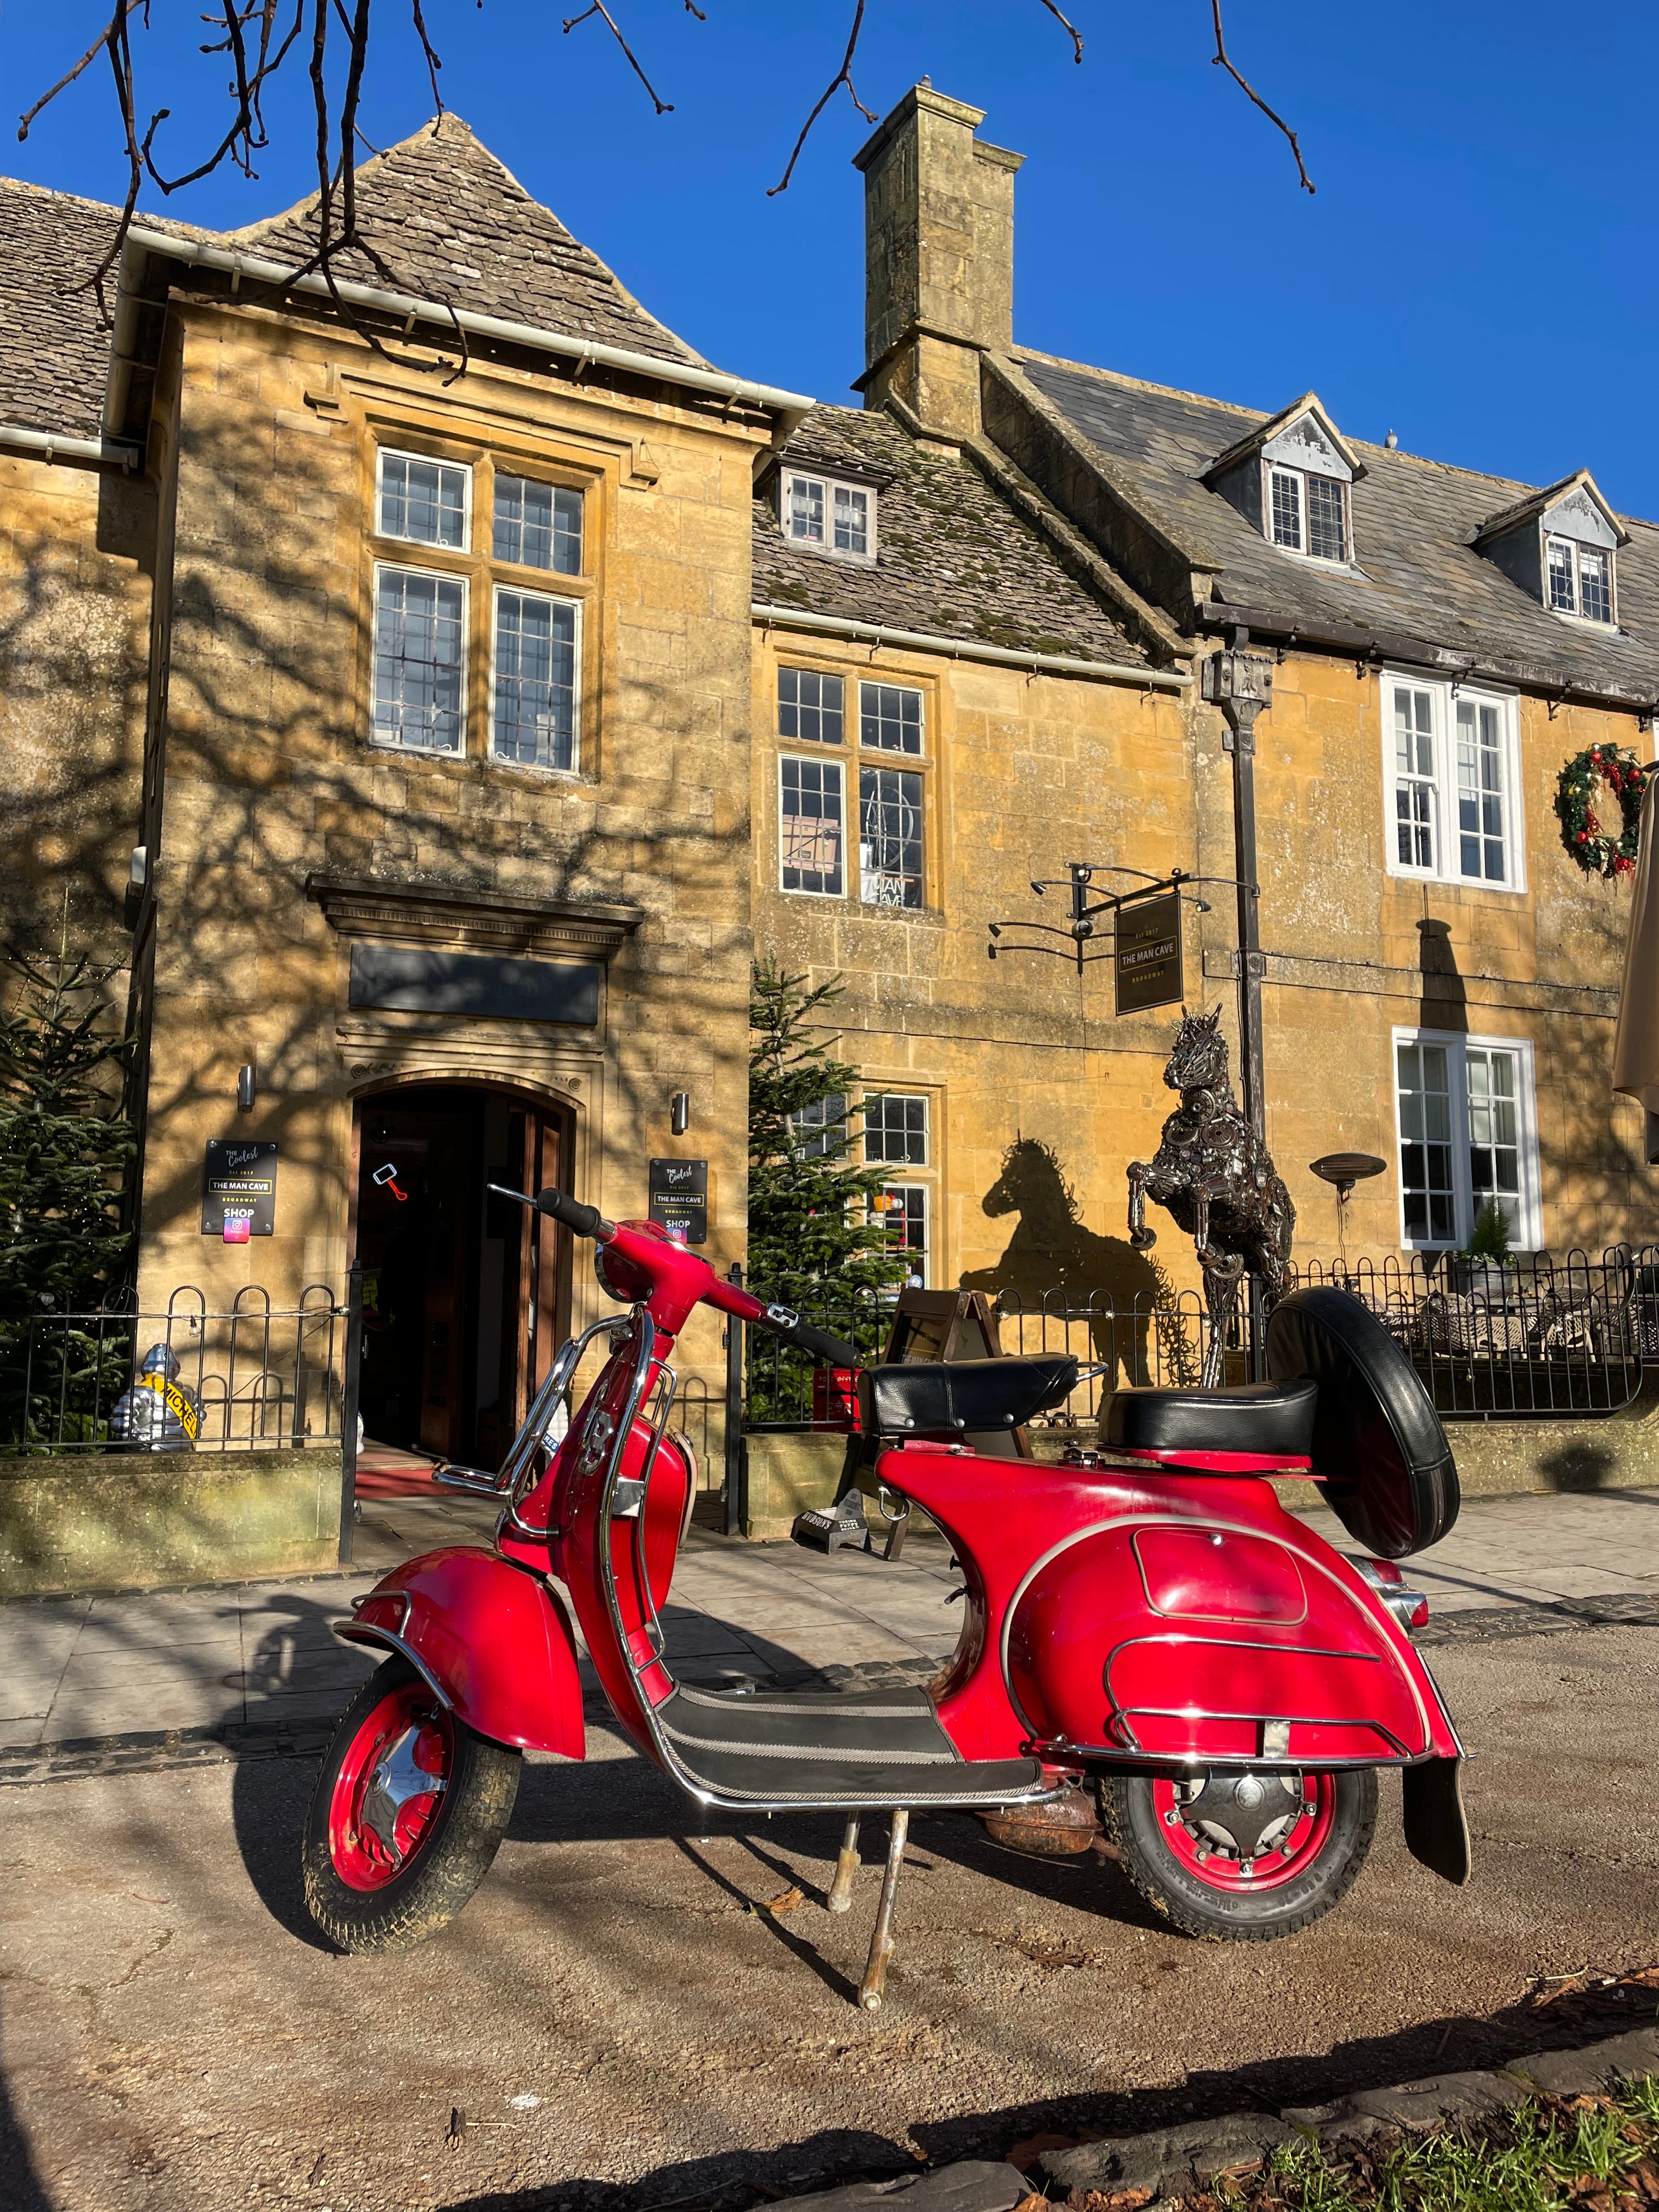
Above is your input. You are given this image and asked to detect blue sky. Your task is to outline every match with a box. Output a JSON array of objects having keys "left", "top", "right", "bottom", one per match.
[{"left": 3, "top": 4, "right": 1654, "bottom": 511}]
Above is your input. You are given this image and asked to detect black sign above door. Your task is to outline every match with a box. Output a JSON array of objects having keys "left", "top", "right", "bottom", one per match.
[
  {"left": 1115, "top": 889, "right": 1184, "bottom": 1015},
  {"left": 202, "top": 1139, "right": 278, "bottom": 1240},
  {"left": 648, "top": 1159, "right": 708, "bottom": 1244}
]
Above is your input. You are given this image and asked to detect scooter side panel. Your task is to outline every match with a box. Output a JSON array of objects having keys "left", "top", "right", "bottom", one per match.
[
  {"left": 340, "top": 1547, "right": 585, "bottom": 1757},
  {"left": 1006, "top": 1514, "right": 1458, "bottom": 1765}
]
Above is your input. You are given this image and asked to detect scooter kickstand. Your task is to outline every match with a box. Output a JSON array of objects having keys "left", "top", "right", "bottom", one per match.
[
  {"left": 826, "top": 1816, "right": 861, "bottom": 1914},
  {"left": 857, "top": 1809, "right": 909, "bottom": 2011}
]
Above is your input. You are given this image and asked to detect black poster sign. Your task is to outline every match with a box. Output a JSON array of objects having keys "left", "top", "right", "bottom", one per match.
[
  {"left": 202, "top": 1139, "right": 278, "bottom": 1240},
  {"left": 1115, "top": 889, "right": 1184, "bottom": 1015},
  {"left": 648, "top": 1158, "right": 708, "bottom": 1245}
]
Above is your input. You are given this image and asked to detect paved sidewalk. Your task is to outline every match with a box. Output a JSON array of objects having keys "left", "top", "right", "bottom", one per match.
[{"left": 5, "top": 1485, "right": 1659, "bottom": 1756}]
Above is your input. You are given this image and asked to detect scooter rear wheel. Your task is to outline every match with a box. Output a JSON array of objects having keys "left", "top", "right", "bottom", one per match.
[
  {"left": 1099, "top": 1767, "right": 1376, "bottom": 1941},
  {"left": 303, "top": 1655, "right": 521, "bottom": 1954}
]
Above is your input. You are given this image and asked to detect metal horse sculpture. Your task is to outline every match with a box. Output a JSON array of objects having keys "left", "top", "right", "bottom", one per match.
[{"left": 1126, "top": 1010, "right": 1296, "bottom": 1388}]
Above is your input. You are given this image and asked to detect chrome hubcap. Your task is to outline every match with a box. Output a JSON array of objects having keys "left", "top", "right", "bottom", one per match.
[{"left": 360, "top": 1722, "right": 445, "bottom": 1866}]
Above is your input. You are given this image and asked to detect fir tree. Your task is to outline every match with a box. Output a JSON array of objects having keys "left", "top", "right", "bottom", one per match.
[
  {"left": 0, "top": 941, "right": 136, "bottom": 1327},
  {"left": 747, "top": 957, "right": 910, "bottom": 1331}
]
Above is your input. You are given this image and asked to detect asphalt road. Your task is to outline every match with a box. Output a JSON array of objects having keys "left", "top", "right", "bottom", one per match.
[{"left": 3, "top": 1620, "right": 1658, "bottom": 2212}]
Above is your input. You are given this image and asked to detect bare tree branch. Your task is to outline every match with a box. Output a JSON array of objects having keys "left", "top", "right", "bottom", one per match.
[
  {"left": 561, "top": 3, "right": 675, "bottom": 116},
  {"left": 1210, "top": 0, "right": 1314, "bottom": 194},
  {"left": 1036, "top": 0, "right": 1084, "bottom": 65},
  {"left": 17, "top": 1, "right": 144, "bottom": 143},
  {"left": 768, "top": 0, "right": 876, "bottom": 199}
]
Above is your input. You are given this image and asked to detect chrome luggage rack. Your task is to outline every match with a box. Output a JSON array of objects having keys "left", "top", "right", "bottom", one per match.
[{"left": 431, "top": 1314, "right": 632, "bottom": 1537}]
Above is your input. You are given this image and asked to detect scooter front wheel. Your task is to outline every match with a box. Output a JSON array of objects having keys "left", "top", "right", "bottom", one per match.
[
  {"left": 302, "top": 1656, "right": 521, "bottom": 1954},
  {"left": 1099, "top": 1767, "right": 1376, "bottom": 1941}
]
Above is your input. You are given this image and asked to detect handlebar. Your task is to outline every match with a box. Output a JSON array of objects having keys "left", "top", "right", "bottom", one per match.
[
  {"left": 486, "top": 1185, "right": 861, "bottom": 1367},
  {"left": 487, "top": 1183, "right": 616, "bottom": 1240}
]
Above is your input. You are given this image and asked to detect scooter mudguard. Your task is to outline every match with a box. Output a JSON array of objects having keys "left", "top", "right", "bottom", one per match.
[{"left": 336, "top": 1546, "right": 585, "bottom": 1757}]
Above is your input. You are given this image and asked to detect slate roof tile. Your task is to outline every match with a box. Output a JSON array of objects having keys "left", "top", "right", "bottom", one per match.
[
  {"left": 1019, "top": 350, "right": 1659, "bottom": 701},
  {"left": 0, "top": 180, "right": 204, "bottom": 439},
  {"left": 229, "top": 115, "right": 704, "bottom": 366},
  {"left": 754, "top": 405, "right": 1147, "bottom": 667},
  {"left": 0, "top": 115, "right": 702, "bottom": 444}
]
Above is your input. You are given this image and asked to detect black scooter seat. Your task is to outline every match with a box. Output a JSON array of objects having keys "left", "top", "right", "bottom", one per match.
[
  {"left": 1103, "top": 1378, "right": 1318, "bottom": 1458},
  {"left": 859, "top": 1354, "right": 1078, "bottom": 1438}
]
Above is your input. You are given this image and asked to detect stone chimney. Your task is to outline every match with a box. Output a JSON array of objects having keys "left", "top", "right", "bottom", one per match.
[{"left": 853, "top": 85, "right": 1024, "bottom": 439}]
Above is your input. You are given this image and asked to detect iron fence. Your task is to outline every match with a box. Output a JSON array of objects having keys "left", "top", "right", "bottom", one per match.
[
  {"left": 0, "top": 1285, "right": 348, "bottom": 1454},
  {"left": 1288, "top": 1248, "right": 1657, "bottom": 1418},
  {"left": 740, "top": 1246, "right": 1659, "bottom": 1431}
]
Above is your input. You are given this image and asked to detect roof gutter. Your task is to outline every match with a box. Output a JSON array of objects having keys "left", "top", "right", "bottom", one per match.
[
  {"left": 0, "top": 420, "right": 141, "bottom": 471},
  {"left": 106, "top": 225, "right": 815, "bottom": 444},
  {"left": 752, "top": 603, "right": 1190, "bottom": 690}
]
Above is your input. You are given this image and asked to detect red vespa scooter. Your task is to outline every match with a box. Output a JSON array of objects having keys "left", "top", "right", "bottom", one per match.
[{"left": 303, "top": 1187, "right": 1470, "bottom": 2003}]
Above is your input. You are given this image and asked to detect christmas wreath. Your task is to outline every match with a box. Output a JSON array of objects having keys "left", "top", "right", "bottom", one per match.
[{"left": 1554, "top": 743, "right": 1649, "bottom": 879}]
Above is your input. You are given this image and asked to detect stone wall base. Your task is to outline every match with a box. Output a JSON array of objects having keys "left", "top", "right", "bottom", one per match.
[
  {"left": 0, "top": 1449, "right": 344, "bottom": 1597},
  {"left": 739, "top": 1385, "right": 1659, "bottom": 1541}
]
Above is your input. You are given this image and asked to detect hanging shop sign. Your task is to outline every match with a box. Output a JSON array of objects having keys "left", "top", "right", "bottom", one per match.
[
  {"left": 1115, "top": 889, "right": 1184, "bottom": 1015},
  {"left": 201, "top": 1139, "right": 278, "bottom": 1242},
  {"left": 648, "top": 1158, "right": 708, "bottom": 1245}
]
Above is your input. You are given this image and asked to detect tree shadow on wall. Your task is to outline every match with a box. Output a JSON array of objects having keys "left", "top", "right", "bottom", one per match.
[{"left": 960, "top": 1137, "right": 1195, "bottom": 1386}]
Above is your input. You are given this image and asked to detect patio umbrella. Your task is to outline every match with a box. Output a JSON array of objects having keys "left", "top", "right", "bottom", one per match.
[{"left": 1613, "top": 774, "right": 1659, "bottom": 1164}]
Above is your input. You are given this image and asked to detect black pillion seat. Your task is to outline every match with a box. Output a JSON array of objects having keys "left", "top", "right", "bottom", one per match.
[
  {"left": 858, "top": 1354, "right": 1078, "bottom": 1439},
  {"left": 1102, "top": 1378, "right": 1319, "bottom": 1459}
]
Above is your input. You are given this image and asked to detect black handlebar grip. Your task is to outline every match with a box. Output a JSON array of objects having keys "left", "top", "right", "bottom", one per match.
[
  {"left": 787, "top": 1320, "right": 861, "bottom": 1370},
  {"left": 534, "top": 1186, "right": 611, "bottom": 1239}
]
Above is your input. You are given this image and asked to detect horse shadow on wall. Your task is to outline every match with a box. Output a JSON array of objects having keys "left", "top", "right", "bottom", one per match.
[{"left": 959, "top": 1137, "right": 1199, "bottom": 1387}]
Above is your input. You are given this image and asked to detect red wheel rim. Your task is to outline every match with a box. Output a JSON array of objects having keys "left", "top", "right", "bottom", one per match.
[
  {"left": 328, "top": 1679, "right": 453, "bottom": 1892},
  {"left": 1151, "top": 1771, "right": 1336, "bottom": 1894}
]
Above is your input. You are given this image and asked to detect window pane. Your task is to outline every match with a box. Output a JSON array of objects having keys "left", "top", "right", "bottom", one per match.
[
  {"left": 1393, "top": 687, "right": 1437, "bottom": 870},
  {"left": 860, "top": 681, "right": 923, "bottom": 754},
  {"left": 492, "top": 591, "right": 577, "bottom": 770},
  {"left": 833, "top": 485, "right": 869, "bottom": 556},
  {"left": 791, "top": 1093, "right": 848, "bottom": 1160},
  {"left": 777, "top": 667, "right": 844, "bottom": 744},
  {"left": 379, "top": 453, "right": 468, "bottom": 549},
  {"left": 1307, "top": 474, "right": 1346, "bottom": 561},
  {"left": 1397, "top": 1039, "right": 1455, "bottom": 1243},
  {"left": 493, "top": 476, "right": 582, "bottom": 574},
  {"left": 876, "top": 1184, "right": 927, "bottom": 1284},
  {"left": 1548, "top": 537, "right": 1577, "bottom": 613},
  {"left": 1455, "top": 698, "right": 1507, "bottom": 884},
  {"left": 373, "top": 569, "right": 465, "bottom": 752},
  {"left": 1465, "top": 1047, "right": 1523, "bottom": 1242},
  {"left": 864, "top": 1093, "right": 928, "bottom": 1165},
  {"left": 780, "top": 756, "right": 844, "bottom": 895},
  {"left": 1579, "top": 546, "right": 1611, "bottom": 623},
  {"left": 786, "top": 475, "right": 825, "bottom": 545},
  {"left": 859, "top": 767, "right": 924, "bottom": 909},
  {"left": 1270, "top": 469, "right": 1302, "bottom": 551}
]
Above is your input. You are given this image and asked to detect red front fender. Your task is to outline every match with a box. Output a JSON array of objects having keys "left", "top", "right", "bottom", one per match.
[{"left": 336, "top": 1547, "right": 585, "bottom": 1757}]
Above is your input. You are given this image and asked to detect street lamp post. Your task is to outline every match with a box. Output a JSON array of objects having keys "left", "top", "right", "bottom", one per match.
[{"left": 1201, "top": 635, "right": 1274, "bottom": 1146}]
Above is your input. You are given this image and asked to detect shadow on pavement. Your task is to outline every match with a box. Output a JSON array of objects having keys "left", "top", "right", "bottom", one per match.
[{"left": 0, "top": 2062, "right": 54, "bottom": 2211}]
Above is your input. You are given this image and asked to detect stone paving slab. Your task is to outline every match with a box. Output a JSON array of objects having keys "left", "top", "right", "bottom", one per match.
[{"left": 4, "top": 1485, "right": 1659, "bottom": 1757}]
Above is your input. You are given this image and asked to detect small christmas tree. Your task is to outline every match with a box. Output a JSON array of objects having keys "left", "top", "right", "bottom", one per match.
[
  {"left": 0, "top": 940, "right": 136, "bottom": 1445},
  {"left": 1463, "top": 1197, "right": 1514, "bottom": 1266},
  {"left": 747, "top": 960, "right": 909, "bottom": 1408}
]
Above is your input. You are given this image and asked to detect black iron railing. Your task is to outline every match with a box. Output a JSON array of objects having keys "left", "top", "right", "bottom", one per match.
[
  {"left": 740, "top": 1248, "right": 1659, "bottom": 1431},
  {"left": 0, "top": 1285, "right": 348, "bottom": 1454}
]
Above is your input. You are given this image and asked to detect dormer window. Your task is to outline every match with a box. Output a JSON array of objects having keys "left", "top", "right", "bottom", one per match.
[
  {"left": 781, "top": 470, "right": 877, "bottom": 563},
  {"left": 1203, "top": 393, "right": 1363, "bottom": 569},
  {"left": 1474, "top": 470, "right": 1626, "bottom": 630},
  {"left": 1269, "top": 466, "right": 1348, "bottom": 563},
  {"left": 1547, "top": 536, "right": 1612, "bottom": 623}
]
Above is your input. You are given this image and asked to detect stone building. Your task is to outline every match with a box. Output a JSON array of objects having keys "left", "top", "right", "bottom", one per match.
[
  {"left": 750, "top": 84, "right": 1659, "bottom": 1295},
  {"left": 2, "top": 90, "right": 1657, "bottom": 1483}
]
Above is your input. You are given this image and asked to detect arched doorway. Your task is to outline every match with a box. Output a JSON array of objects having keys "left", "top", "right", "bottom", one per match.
[{"left": 351, "top": 1081, "right": 574, "bottom": 1472}]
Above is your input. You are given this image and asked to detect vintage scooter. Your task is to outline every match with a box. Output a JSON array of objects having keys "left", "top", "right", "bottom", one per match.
[{"left": 303, "top": 1187, "right": 1470, "bottom": 2004}]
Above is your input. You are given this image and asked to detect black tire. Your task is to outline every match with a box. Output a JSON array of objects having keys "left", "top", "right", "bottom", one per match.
[
  {"left": 1099, "top": 1767, "right": 1377, "bottom": 1942},
  {"left": 302, "top": 1656, "right": 521, "bottom": 1954}
]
